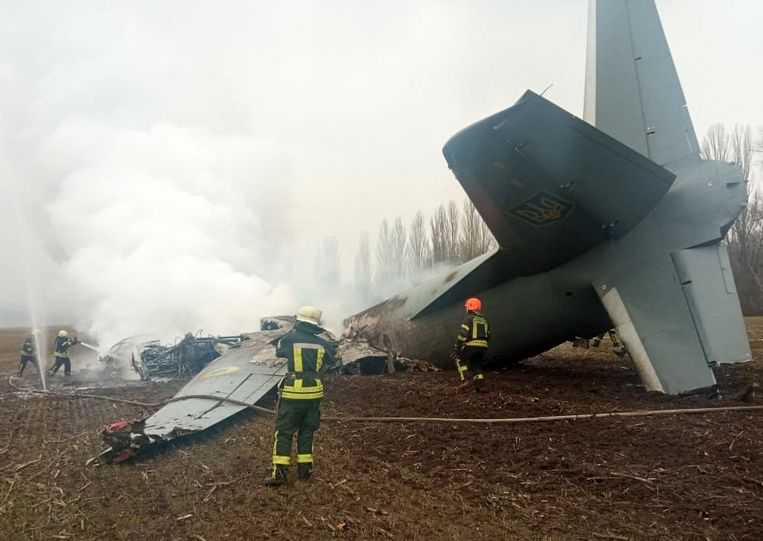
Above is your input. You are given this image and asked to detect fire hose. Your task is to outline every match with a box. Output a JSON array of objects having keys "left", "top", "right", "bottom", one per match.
[{"left": 8, "top": 376, "right": 763, "bottom": 424}]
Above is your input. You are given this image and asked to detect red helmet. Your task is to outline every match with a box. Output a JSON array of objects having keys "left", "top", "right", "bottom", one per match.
[{"left": 465, "top": 297, "right": 482, "bottom": 311}]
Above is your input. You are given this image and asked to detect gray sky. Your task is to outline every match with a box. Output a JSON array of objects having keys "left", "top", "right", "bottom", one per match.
[{"left": 0, "top": 0, "right": 761, "bottom": 339}]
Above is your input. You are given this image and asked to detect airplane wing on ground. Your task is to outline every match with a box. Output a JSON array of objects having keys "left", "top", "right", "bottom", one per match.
[
  {"left": 141, "top": 339, "right": 285, "bottom": 434},
  {"left": 595, "top": 245, "right": 751, "bottom": 395},
  {"left": 95, "top": 332, "right": 287, "bottom": 463},
  {"left": 584, "top": 0, "right": 700, "bottom": 166}
]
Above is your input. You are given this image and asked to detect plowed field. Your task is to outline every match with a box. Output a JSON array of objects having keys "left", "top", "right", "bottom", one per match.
[{"left": 1, "top": 323, "right": 761, "bottom": 540}]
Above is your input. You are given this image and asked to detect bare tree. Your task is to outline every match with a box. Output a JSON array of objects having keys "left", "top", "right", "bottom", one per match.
[
  {"left": 459, "top": 198, "right": 497, "bottom": 261},
  {"left": 703, "top": 123, "right": 763, "bottom": 313},
  {"left": 374, "top": 219, "right": 396, "bottom": 286},
  {"left": 430, "top": 204, "right": 448, "bottom": 266},
  {"left": 353, "top": 231, "right": 371, "bottom": 302},
  {"left": 390, "top": 217, "right": 407, "bottom": 277},
  {"left": 446, "top": 200, "right": 461, "bottom": 263},
  {"left": 727, "top": 125, "right": 763, "bottom": 312},
  {"left": 406, "top": 210, "right": 430, "bottom": 273},
  {"left": 731, "top": 125, "right": 753, "bottom": 181},
  {"left": 702, "top": 124, "right": 729, "bottom": 162},
  {"left": 314, "top": 236, "right": 340, "bottom": 292},
  {"left": 459, "top": 198, "right": 480, "bottom": 261},
  {"left": 481, "top": 217, "right": 499, "bottom": 253}
]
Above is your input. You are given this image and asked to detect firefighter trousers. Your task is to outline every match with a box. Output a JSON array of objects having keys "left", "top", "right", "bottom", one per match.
[
  {"left": 271, "top": 398, "right": 321, "bottom": 467},
  {"left": 50, "top": 356, "right": 71, "bottom": 376},
  {"left": 19, "top": 355, "right": 38, "bottom": 375},
  {"left": 457, "top": 346, "right": 486, "bottom": 386}
]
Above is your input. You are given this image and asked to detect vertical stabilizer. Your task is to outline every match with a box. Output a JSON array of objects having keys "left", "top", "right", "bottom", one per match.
[{"left": 584, "top": 0, "right": 700, "bottom": 166}]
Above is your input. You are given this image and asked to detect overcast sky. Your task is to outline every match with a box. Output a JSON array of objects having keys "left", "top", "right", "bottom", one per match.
[{"left": 0, "top": 0, "right": 761, "bottom": 338}]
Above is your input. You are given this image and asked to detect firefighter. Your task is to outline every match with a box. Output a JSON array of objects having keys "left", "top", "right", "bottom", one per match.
[
  {"left": 49, "top": 330, "right": 78, "bottom": 376},
  {"left": 453, "top": 297, "right": 490, "bottom": 392},
  {"left": 264, "top": 306, "right": 338, "bottom": 487},
  {"left": 18, "top": 330, "right": 40, "bottom": 377}
]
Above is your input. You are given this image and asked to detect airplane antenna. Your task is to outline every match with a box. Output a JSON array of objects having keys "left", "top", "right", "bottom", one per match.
[{"left": 540, "top": 84, "right": 554, "bottom": 97}]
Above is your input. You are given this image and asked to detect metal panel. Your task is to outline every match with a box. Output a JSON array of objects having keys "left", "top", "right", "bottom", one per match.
[
  {"left": 584, "top": 0, "right": 700, "bottom": 166},
  {"left": 442, "top": 90, "right": 674, "bottom": 276},
  {"left": 596, "top": 254, "right": 716, "bottom": 394},
  {"left": 672, "top": 244, "right": 752, "bottom": 365}
]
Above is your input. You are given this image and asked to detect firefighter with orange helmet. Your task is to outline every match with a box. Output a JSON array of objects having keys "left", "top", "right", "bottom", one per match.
[{"left": 453, "top": 297, "right": 490, "bottom": 392}]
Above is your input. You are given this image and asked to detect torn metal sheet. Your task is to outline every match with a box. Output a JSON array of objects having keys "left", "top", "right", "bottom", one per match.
[{"left": 337, "top": 338, "right": 437, "bottom": 374}]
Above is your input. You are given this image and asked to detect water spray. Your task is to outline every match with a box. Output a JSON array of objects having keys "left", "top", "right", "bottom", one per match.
[
  {"left": 79, "top": 342, "right": 100, "bottom": 353},
  {"left": 31, "top": 329, "right": 47, "bottom": 391}
]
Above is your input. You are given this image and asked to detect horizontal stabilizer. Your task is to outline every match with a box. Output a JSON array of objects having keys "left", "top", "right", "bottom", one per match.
[
  {"left": 596, "top": 254, "right": 716, "bottom": 394},
  {"left": 443, "top": 91, "right": 675, "bottom": 276}
]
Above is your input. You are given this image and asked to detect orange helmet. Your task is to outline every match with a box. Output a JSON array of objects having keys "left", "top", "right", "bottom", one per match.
[{"left": 465, "top": 297, "right": 482, "bottom": 311}]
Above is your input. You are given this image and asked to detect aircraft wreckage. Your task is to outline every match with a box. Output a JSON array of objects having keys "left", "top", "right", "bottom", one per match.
[
  {"left": 93, "top": 320, "right": 430, "bottom": 463},
  {"left": 100, "top": 333, "right": 247, "bottom": 380},
  {"left": 346, "top": 0, "right": 752, "bottom": 395}
]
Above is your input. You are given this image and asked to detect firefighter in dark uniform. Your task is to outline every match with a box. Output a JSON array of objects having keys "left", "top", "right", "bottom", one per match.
[
  {"left": 264, "top": 306, "right": 338, "bottom": 486},
  {"left": 18, "top": 331, "right": 40, "bottom": 377},
  {"left": 49, "top": 330, "right": 78, "bottom": 376},
  {"left": 453, "top": 297, "right": 490, "bottom": 392}
]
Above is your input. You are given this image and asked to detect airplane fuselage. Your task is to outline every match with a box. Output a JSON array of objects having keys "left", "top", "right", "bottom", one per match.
[{"left": 348, "top": 158, "right": 748, "bottom": 386}]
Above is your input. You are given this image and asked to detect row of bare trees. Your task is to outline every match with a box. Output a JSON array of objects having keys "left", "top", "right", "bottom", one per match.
[
  {"left": 312, "top": 198, "right": 497, "bottom": 309},
  {"left": 702, "top": 124, "right": 763, "bottom": 314},
  {"left": 353, "top": 198, "right": 497, "bottom": 303}
]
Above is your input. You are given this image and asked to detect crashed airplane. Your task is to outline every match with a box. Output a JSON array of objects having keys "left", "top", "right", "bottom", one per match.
[
  {"left": 346, "top": 0, "right": 752, "bottom": 395},
  {"left": 93, "top": 0, "right": 750, "bottom": 464}
]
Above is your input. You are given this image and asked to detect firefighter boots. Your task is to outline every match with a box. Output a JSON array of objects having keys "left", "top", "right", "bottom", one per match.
[
  {"left": 263, "top": 465, "right": 288, "bottom": 487},
  {"left": 298, "top": 463, "right": 313, "bottom": 480}
]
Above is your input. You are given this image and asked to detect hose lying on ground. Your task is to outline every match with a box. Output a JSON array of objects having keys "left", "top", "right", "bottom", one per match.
[
  {"left": 8, "top": 376, "right": 763, "bottom": 424},
  {"left": 7, "top": 377, "right": 275, "bottom": 414}
]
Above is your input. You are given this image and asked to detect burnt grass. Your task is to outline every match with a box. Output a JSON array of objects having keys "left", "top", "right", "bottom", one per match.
[{"left": 0, "top": 323, "right": 762, "bottom": 540}]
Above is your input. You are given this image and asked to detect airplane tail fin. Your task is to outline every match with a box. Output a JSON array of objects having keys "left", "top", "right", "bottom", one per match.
[{"left": 584, "top": 0, "right": 700, "bottom": 166}]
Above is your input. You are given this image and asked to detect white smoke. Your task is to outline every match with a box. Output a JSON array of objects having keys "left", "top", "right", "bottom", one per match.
[
  {"left": 44, "top": 123, "right": 298, "bottom": 348},
  {"left": 0, "top": 3, "right": 307, "bottom": 348}
]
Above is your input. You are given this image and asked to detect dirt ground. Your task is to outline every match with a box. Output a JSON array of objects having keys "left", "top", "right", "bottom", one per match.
[{"left": 1, "top": 325, "right": 762, "bottom": 540}]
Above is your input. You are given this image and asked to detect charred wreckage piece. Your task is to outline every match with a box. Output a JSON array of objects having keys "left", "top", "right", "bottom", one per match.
[{"left": 100, "top": 332, "right": 248, "bottom": 381}]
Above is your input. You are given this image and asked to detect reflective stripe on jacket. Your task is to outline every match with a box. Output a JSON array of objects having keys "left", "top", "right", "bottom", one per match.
[
  {"left": 276, "top": 321, "right": 337, "bottom": 400},
  {"left": 54, "top": 336, "right": 73, "bottom": 358},
  {"left": 457, "top": 311, "right": 490, "bottom": 349}
]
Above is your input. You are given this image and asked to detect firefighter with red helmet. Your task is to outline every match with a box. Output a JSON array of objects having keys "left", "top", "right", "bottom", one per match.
[{"left": 453, "top": 297, "right": 490, "bottom": 392}]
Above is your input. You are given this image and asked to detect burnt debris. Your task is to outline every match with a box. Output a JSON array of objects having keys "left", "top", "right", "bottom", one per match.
[{"left": 100, "top": 332, "right": 248, "bottom": 380}]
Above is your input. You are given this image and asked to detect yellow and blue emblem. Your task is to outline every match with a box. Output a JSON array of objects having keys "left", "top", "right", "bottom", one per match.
[
  {"left": 198, "top": 366, "right": 240, "bottom": 380},
  {"left": 507, "top": 191, "right": 574, "bottom": 226}
]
